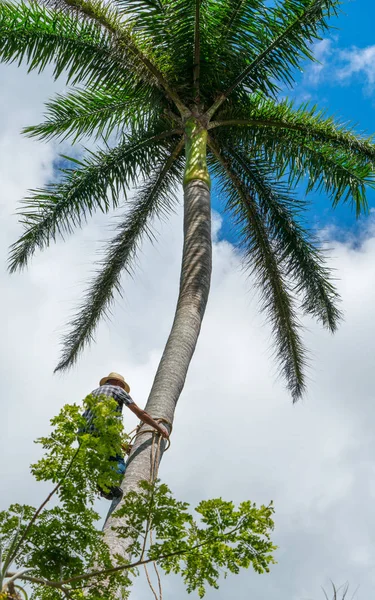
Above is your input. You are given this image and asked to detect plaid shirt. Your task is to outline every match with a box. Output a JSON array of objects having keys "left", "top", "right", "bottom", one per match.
[{"left": 81, "top": 384, "right": 134, "bottom": 433}]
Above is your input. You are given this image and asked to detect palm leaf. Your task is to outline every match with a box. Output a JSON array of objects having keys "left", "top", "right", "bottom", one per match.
[
  {"left": 280, "top": 140, "right": 372, "bottom": 215},
  {"left": 0, "top": 1, "right": 127, "bottom": 87},
  {"left": 209, "top": 140, "right": 306, "bottom": 401},
  {"left": 214, "top": 0, "right": 342, "bottom": 105},
  {"left": 55, "top": 138, "right": 185, "bottom": 371},
  {"left": 212, "top": 95, "right": 375, "bottom": 163},
  {"left": 23, "top": 82, "right": 165, "bottom": 143},
  {"left": 214, "top": 123, "right": 374, "bottom": 215},
  {"left": 223, "top": 145, "right": 342, "bottom": 331},
  {"left": 49, "top": 0, "right": 190, "bottom": 114},
  {"left": 8, "top": 127, "right": 180, "bottom": 273}
]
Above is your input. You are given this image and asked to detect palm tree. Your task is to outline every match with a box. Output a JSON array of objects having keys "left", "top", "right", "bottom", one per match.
[{"left": 1, "top": 0, "right": 375, "bottom": 578}]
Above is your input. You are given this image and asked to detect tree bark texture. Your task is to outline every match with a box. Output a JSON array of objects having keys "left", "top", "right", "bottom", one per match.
[{"left": 102, "top": 121, "right": 212, "bottom": 585}]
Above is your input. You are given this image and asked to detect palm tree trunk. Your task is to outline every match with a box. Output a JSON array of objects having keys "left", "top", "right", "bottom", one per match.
[{"left": 102, "top": 119, "right": 212, "bottom": 573}]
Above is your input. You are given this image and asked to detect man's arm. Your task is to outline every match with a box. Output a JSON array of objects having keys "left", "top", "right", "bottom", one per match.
[{"left": 128, "top": 403, "right": 169, "bottom": 439}]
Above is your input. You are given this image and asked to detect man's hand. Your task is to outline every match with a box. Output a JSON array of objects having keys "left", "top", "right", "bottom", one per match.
[
  {"left": 128, "top": 403, "right": 170, "bottom": 439},
  {"left": 157, "top": 425, "right": 169, "bottom": 439}
]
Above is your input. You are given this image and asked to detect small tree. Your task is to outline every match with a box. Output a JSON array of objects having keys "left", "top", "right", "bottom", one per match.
[{"left": 0, "top": 398, "right": 276, "bottom": 599}]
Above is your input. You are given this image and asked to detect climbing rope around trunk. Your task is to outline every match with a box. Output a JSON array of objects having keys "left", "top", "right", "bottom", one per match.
[{"left": 129, "top": 418, "right": 172, "bottom": 600}]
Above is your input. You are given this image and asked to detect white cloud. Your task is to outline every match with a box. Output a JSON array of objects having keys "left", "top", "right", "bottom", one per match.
[
  {"left": 337, "top": 45, "right": 375, "bottom": 91},
  {"left": 299, "top": 39, "right": 375, "bottom": 100},
  {"left": 3, "top": 63, "right": 375, "bottom": 600},
  {"left": 304, "top": 38, "right": 333, "bottom": 86}
]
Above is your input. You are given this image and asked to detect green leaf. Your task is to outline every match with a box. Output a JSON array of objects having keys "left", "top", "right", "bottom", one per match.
[
  {"left": 209, "top": 144, "right": 307, "bottom": 401},
  {"left": 0, "top": 1, "right": 128, "bottom": 87},
  {"left": 23, "top": 81, "right": 165, "bottom": 143},
  {"left": 55, "top": 138, "right": 184, "bottom": 371},
  {"left": 8, "top": 126, "right": 179, "bottom": 273},
  {"left": 221, "top": 0, "right": 342, "bottom": 99},
  {"left": 214, "top": 94, "right": 375, "bottom": 163},
  {"left": 224, "top": 147, "right": 342, "bottom": 332}
]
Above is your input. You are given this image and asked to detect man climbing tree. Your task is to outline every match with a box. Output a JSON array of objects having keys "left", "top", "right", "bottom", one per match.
[{"left": 82, "top": 372, "right": 169, "bottom": 500}]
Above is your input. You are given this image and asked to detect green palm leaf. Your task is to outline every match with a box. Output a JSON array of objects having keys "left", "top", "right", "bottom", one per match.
[
  {"left": 23, "top": 82, "right": 165, "bottom": 143},
  {"left": 55, "top": 138, "right": 184, "bottom": 371},
  {"left": 276, "top": 138, "right": 372, "bottom": 215},
  {"left": 222, "top": 145, "right": 342, "bottom": 331},
  {"left": 209, "top": 142, "right": 306, "bottom": 400},
  {"left": 212, "top": 95, "right": 375, "bottom": 163},
  {"left": 0, "top": 1, "right": 127, "bottom": 87},
  {"left": 222, "top": 0, "right": 342, "bottom": 99},
  {"left": 214, "top": 117, "right": 374, "bottom": 215},
  {"left": 8, "top": 127, "right": 180, "bottom": 273}
]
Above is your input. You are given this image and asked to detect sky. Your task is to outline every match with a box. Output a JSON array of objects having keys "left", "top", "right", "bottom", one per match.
[{"left": 2, "top": 2, "right": 375, "bottom": 599}]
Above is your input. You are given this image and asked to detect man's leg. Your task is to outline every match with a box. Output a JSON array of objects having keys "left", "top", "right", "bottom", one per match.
[{"left": 98, "top": 455, "right": 126, "bottom": 500}]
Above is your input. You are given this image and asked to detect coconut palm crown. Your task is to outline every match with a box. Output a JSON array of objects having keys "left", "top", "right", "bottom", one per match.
[{"left": 1, "top": 0, "right": 375, "bottom": 401}]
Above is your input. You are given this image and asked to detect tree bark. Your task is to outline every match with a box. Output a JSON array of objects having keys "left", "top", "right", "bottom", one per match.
[{"left": 102, "top": 120, "right": 212, "bottom": 583}]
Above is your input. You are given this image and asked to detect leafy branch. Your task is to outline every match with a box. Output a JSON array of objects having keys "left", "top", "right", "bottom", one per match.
[{"left": 0, "top": 400, "right": 275, "bottom": 599}]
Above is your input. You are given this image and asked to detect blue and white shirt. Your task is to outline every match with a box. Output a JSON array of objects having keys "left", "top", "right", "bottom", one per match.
[{"left": 81, "top": 384, "right": 134, "bottom": 433}]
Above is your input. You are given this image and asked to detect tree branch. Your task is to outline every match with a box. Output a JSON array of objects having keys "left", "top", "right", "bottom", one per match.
[
  {"left": 6, "top": 572, "right": 65, "bottom": 589},
  {"left": 6, "top": 522, "right": 247, "bottom": 596},
  {"left": 60, "top": 521, "right": 245, "bottom": 587},
  {"left": 6, "top": 447, "right": 81, "bottom": 566}
]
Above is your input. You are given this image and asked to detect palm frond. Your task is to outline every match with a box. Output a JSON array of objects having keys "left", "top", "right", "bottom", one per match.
[
  {"left": 8, "top": 127, "right": 181, "bottom": 273},
  {"left": 224, "top": 145, "right": 342, "bottom": 331},
  {"left": 43, "top": 0, "right": 122, "bottom": 30},
  {"left": 209, "top": 139, "right": 306, "bottom": 401},
  {"left": 0, "top": 1, "right": 127, "bottom": 87},
  {"left": 55, "top": 138, "right": 185, "bottom": 371},
  {"left": 212, "top": 95, "right": 375, "bottom": 163},
  {"left": 213, "top": 0, "right": 342, "bottom": 107},
  {"left": 23, "top": 82, "right": 164, "bottom": 143},
  {"left": 50, "top": 0, "right": 189, "bottom": 114},
  {"left": 214, "top": 122, "right": 374, "bottom": 216},
  {"left": 123, "top": 0, "right": 236, "bottom": 107},
  {"left": 217, "top": 0, "right": 254, "bottom": 42},
  {"left": 283, "top": 141, "right": 372, "bottom": 216},
  {"left": 113, "top": 0, "right": 167, "bottom": 44}
]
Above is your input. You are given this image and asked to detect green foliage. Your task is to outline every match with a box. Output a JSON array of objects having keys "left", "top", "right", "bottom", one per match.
[
  {"left": 23, "top": 83, "right": 164, "bottom": 144},
  {"left": 209, "top": 146, "right": 307, "bottom": 399},
  {"left": 208, "top": 146, "right": 343, "bottom": 398},
  {"left": 55, "top": 141, "right": 185, "bottom": 371},
  {"left": 0, "top": 401, "right": 276, "bottom": 599},
  {"left": 114, "top": 482, "right": 275, "bottom": 598},
  {"left": 31, "top": 394, "right": 128, "bottom": 502},
  {"left": 8, "top": 125, "right": 181, "bottom": 274},
  {"left": 0, "top": 395, "right": 131, "bottom": 599},
  {"left": 223, "top": 0, "right": 342, "bottom": 97},
  {"left": 0, "top": 2, "right": 127, "bottom": 87},
  {"left": 2, "top": 0, "right": 375, "bottom": 398}
]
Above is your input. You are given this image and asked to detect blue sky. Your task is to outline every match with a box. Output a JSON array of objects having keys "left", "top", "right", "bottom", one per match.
[{"left": 213, "top": 0, "right": 375, "bottom": 244}]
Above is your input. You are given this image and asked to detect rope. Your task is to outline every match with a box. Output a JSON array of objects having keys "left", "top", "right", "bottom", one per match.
[
  {"left": 131, "top": 418, "right": 172, "bottom": 600},
  {"left": 122, "top": 419, "right": 172, "bottom": 456}
]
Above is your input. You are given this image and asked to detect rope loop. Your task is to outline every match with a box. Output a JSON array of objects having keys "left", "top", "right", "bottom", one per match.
[
  {"left": 131, "top": 417, "right": 172, "bottom": 452},
  {"left": 137, "top": 418, "right": 172, "bottom": 600}
]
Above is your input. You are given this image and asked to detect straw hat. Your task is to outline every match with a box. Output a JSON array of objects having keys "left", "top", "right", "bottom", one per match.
[{"left": 99, "top": 372, "right": 130, "bottom": 393}]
